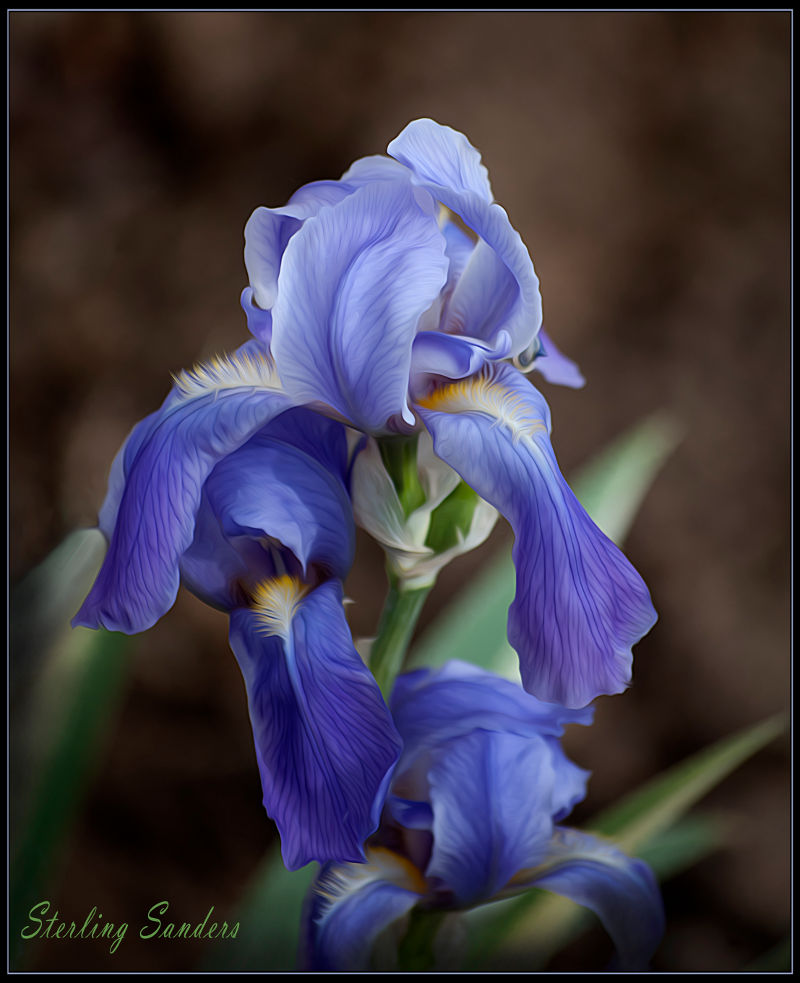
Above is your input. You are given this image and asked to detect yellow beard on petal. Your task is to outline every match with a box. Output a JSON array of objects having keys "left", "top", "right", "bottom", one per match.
[
  {"left": 251, "top": 576, "right": 309, "bottom": 640},
  {"left": 418, "top": 369, "right": 547, "bottom": 443},
  {"left": 172, "top": 349, "right": 283, "bottom": 401},
  {"left": 315, "top": 846, "right": 427, "bottom": 919}
]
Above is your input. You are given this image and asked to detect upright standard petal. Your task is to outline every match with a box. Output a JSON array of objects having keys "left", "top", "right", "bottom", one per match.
[
  {"left": 518, "top": 827, "right": 665, "bottom": 971},
  {"left": 442, "top": 238, "right": 520, "bottom": 344},
  {"left": 388, "top": 119, "right": 541, "bottom": 358},
  {"left": 338, "top": 153, "right": 413, "bottom": 188},
  {"left": 73, "top": 348, "right": 293, "bottom": 634},
  {"left": 239, "top": 286, "right": 272, "bottom": 345},
  {"left": 387, "top": 118, "right": 494, "bottom": 203},
  {"left": 390, "top": 661, "right": 592, "bottom": 776},
  {"left": 389, "top": 663, "right": 591, "bottom": 879},
  {"left": 229, "top": 578, "right": 402, "bottom": 869},
  {"left": 244, "top": 179, "right": 356, "bottom": 318},
  {"left": 440, "top": 212, "right": 477, "bottom": 287},
  {"left": 417, "top": 364, "right": 657, "bottom": 708},
  {"left": 425, "top": 729, "right": 556, "bottom": 907},
  {"left": 270, "top": 180, "right": 449, "bottom": 433}
]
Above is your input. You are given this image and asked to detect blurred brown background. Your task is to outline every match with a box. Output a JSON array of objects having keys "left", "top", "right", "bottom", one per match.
[{"left": 10, "top": 11, "right": 790, "bottom": 972}]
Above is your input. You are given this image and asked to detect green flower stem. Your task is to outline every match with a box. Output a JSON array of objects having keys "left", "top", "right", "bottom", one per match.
[
  {"left": 396, "top": 908, "right": 448, "bottom": 972},
  {"left": 370, "top": 579, "right": 432, "bottom": 699}
]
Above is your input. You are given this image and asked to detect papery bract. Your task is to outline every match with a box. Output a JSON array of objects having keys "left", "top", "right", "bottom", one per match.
[{"left": 350, "top": 431, "right": 498, "bottom": 590}]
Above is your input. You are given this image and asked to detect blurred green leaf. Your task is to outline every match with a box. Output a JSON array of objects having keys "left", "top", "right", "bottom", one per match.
[
  {"left": 462, "top": 713, "right": 786, "bottom": 971},
  {"left": 569, "top": 410, "right": 682, "bottom": 545},
  {"left": 10, "top": 529, "right": 108, "bottom": 712},
  {"left": 202, "top": 846, "right": 316, "bottom": 971},
  {"left": 409, "top": 412, "right": 680, "bottom": 674},
  {"left": 588, "top": 712, "right": 787, "bottom": 853},
  {"left": 634, "top": 812, "right": 732, "bottom": 873},
  {"left": 10, "top": 531, "right": 130, "bottom": 969}
]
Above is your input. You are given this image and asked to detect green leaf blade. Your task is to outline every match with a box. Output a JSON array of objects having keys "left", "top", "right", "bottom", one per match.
[
  {"left": 589, "top": 712, "right": 787, "bottom": 853},
  {"left": 10, "top": 531, "right": 131, "bottom": 969},
  {"left": 202, "top": 847, "right": 317, "bottom": 971}
]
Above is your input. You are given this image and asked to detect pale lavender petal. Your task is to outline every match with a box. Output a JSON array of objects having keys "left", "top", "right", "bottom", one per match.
[
  {"left": 271, "top": 180, "right": 448, "bottom": 432},
  {"left": 547, "top": 739, "right": 592, "bottom": 823},
  {"left": 441, "top": 215, "right": 477, "bottom": 286},
  {"left": 179, "top": 408, "right": 351, "bottom": 608},
  {"left": 95, "top": 407, "right": 161, "bottom": 540},
  {"left": 388, "top": 119, "right": 541, "bottom": 357},
  {"left": 531, "top": 326, "right": 586, "bottom": 389},
  {"left": 386, "top": 796, "right": 434, "bottom": 831},
  {"left": 417, "top": 364, "right": 657, "bottom": 708},
  {"left": 240, "top": 286, "right": 272, "bottom": 344},
  {"left": 229, "top": 579, "right": 402, "bottom": 869},
  {"left": 387, "top": 118, "right": 493, "bottom": 202},
  {"left": 442, "top": 236, "right": 519, "bottom": 342},
  {"left": 244, "top": 180, "right": 354, "bottom": 313},
  {"left": 339, "top": 153, "right": 412, "bottom": 186},
  {"left": 390, "top": 662, "right": 590, "bottom": 827}
]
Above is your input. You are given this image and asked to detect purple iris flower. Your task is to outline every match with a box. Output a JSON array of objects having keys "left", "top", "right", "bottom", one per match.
[
  {"left": 241, "top": 118, "right": 656, "bottom": 707},
  {"left": 303, "top": 661, "right": 665, "bottom": 972},
  {"left": 73, "top": 371, "right": 402, "bottom": 869}
]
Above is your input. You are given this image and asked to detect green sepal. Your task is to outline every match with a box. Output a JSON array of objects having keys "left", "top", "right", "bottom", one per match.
[
  {"left": 424, "top": 480, "right": 480, "bottom": 554},
  {"left": 378, "top": 434, "right": 426, "bottom": 517}
]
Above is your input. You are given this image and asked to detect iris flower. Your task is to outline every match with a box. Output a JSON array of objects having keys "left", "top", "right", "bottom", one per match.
[
  {"left": 303, "top": 661, "right": 665, "bottom": 972},
  {"left": 72, "top": 117, "right": 656, "bottom": 867},
  {"left": 74, "top": 390, "right": 401, "bottom": 869},
  {"left": 241, "top": 118, "right": 656, "bottom": 707}
]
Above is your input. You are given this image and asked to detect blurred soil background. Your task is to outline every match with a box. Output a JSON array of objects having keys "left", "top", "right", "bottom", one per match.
[{"left": 9, "top": 11, "right": 790, "bottom": 973}]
